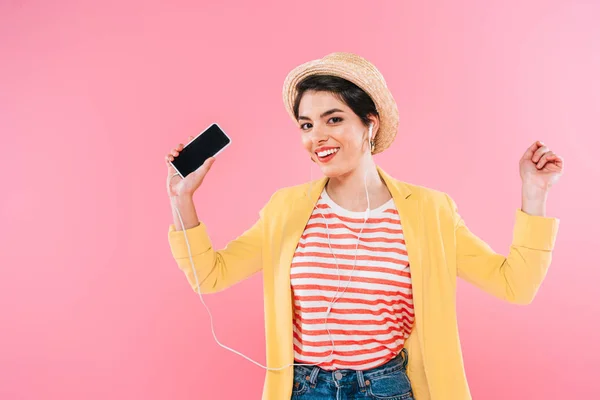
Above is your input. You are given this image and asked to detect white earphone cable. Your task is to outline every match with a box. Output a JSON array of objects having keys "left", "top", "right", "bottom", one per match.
[{"left": 167, "top": 123, "right": 374, "bottom": 371}]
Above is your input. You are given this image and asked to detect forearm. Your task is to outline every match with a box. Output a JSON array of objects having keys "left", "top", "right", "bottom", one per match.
[{"left": 170, "top": 195, "right": 200, "bottom": 231}]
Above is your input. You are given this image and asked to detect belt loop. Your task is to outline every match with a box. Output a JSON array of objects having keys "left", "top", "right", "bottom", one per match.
[
  {"left": 309, "top": 366, "right": 320, "bottom": 385},
  {"left": 401, "top": 347, "right": 409, "bottom": 369},
  {"left": 356, "top": 370, "right": 366, "bottom": 389}
]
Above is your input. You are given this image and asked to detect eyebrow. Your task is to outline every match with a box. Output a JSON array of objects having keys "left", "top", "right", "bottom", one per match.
[{"left": 297, "top": 108, "right": 345, "bottom": 121}]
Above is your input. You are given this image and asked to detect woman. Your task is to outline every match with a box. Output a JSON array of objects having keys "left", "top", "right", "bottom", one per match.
[{"left": 165, "top": 52, "right": 562, "bottom": 400}]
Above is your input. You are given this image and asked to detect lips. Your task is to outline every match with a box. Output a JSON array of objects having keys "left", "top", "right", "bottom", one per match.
[{"left": 315, "top": 147, "right": 340, "bottom": 163}]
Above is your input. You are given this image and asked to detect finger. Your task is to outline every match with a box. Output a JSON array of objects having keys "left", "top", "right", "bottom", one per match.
[
  {"left": 170, "top": 148, "right": 180, "bottom": 157},
  {"left": 536, "top": 151, "right": 554, "bottom": 169},
  {"left": 522, "top": 141, "right": 543, "bottom": 161},
  {"left": 551, "top": 155, "right": 564, "bottom": 168},
  {"left": 532, "top": 145, "right": 549, "bottom": 163},
  {"left": 544, "top": 154, "right": 564, "bottom": 171},
  {"left": 177, "top": 142, "right": 184, "bottom": 151}
]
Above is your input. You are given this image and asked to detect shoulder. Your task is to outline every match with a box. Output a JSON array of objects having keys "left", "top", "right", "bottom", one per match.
[
  {"left": 389, "top": 180, "right": 460, "bottom": 231},
  {"left": 385, "top": 177, "right": 459, "bottom": 225},
  {"left": 392, "top": 179, "right": 456, "bottom": 207},
  {"left": 262, "top": 175, "right": 459, "bottom": 216},
  {"left": 273, "top": 180, "right": 317, "bottom": 199},
  {"left": 266, "top": 177, "right": 458, "bottom": 208},
  {"left": 260, "top": 179, "right": 320, "bottom": 211}
]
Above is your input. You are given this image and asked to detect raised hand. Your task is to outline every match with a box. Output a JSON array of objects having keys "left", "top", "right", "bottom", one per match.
[
  {"left": 165, "top": 135, "right": 215, "bottom": 198},
  {"left": 519, "top": 141, "right": 564, "bottom": 191}
]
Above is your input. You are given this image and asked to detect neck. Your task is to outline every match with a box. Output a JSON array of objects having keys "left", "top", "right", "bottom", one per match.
[{"left": 325, "top": 158, "right": 384, "bottom": 210}]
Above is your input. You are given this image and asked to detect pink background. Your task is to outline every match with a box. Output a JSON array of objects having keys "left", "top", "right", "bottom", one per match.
[{"left": 1, "top": 1, "right": 598, "bottom": 399}]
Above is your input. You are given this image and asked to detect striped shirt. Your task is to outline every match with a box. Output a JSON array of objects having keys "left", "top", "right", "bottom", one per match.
[{"left": 290, "top": 189, "right": 415, "bottom": 371}]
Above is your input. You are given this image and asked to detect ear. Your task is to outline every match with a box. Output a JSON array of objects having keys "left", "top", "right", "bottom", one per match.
[{"left": 367, "top": 116, "right": 380, "bottom": 141}]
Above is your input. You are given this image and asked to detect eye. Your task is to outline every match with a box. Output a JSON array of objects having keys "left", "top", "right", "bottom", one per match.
[{"left": 299, "top": 117, "right": 343, "bottom": 131}]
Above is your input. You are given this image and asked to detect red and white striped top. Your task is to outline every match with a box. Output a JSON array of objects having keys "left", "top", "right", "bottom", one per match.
[{"left": 290, "top": 189, "right": 415, "bottom": 371}]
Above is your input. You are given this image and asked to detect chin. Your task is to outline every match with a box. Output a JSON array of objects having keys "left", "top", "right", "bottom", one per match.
[{"left": 317, "top": 163, "right": 351, "bottom": 178}]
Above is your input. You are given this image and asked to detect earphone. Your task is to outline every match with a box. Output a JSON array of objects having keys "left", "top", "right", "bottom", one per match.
[
  {"left": 368, "top": 123, "right": 374, "bottom": 153},
  {"left": 167, "top": 122, "right": 374, "bottom": 371}
]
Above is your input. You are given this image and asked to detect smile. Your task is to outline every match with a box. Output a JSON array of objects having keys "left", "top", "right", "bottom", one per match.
[{"left": 315, "top": 147, "right": 339, "bottom": 163}]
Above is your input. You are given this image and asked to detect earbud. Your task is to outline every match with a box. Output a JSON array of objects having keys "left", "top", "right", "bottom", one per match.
[{"left": 368, "top": 123, "right": 373, "bottom": 141}]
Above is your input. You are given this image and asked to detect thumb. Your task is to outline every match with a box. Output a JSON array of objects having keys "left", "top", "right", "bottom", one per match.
[
  {"left": 166, "top": 158, "right": 180, "bottom": 178},
  {"left": 191, "top": 157, "right": 216, "bottom": 178}
]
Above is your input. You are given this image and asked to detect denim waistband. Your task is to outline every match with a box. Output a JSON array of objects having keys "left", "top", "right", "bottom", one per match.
[{"left": 294, "top": 348, "right": 409, "bottom": 389}]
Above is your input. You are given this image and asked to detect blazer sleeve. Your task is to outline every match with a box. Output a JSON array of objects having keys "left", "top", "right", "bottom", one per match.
[
  {"left": 447, "top": 194, "right": 560, "bottom": 305},
  {"left": 167, "top": 203, "right": 267, "bottom": 295}
]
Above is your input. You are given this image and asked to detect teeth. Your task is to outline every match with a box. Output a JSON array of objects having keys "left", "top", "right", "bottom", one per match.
[{"left": 317, "top": 148, "right": 339, "bottom": 157}]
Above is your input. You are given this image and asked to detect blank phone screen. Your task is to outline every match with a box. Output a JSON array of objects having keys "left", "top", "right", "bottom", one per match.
[{"left": 171, "top": 124, "right": 231, "bottom": 177}]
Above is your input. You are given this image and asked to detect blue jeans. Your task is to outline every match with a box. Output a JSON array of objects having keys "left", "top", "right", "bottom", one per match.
[{"left": 291, "top": 348, "right": 414, "bottom": 400}]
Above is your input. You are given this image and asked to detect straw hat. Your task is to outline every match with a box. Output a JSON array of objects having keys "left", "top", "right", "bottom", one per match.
[{"left": 282, "top": 52, "right": 399, "bottom": 154}]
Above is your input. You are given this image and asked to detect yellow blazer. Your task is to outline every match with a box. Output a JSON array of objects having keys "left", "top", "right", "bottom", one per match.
[{"left": 168, "top": 166, "right": 559, "bottom": 400}]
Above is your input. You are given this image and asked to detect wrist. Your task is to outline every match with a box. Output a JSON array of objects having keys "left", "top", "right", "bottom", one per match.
[
  {"left": 521, "top": 184, "right": 548, "bottom": 217},
  {"left": 171, "top": 193, "right": 194, "bottom": 205},
  {"left": 521, "top": 183, "right": 549, "bottom": 201}
]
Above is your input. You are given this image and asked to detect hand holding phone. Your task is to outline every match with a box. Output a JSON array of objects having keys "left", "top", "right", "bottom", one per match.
[
  {"left": 166, "top": 150, "right": 214, "bottom": 198},
  {"left": 165, "top": 123, "right": 231, "bottom": 198}
]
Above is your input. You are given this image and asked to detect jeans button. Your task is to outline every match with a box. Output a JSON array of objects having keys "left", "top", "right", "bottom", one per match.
[{"left": 334, "top": 371, "right": 343, "bottom": 380}]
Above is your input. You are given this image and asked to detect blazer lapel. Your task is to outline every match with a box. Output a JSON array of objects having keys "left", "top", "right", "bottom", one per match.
[
  {"left": 377, "top": 167, "right": 426, "bottom": 360},
  {"left": 276, "top": 177, "right": 328, "bottom": 363},
  {"left": 279, "top": 177, "right": 328, "bottom": 273}
]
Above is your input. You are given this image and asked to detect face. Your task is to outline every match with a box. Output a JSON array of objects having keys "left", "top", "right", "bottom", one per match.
[{"left": 297, "top": 91, "right": 377, "bottom": 178}]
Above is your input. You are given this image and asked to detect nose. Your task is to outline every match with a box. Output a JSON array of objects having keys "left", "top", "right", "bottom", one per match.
[{"left": 309, "top": 124, "right": 328, "bottom": 147}]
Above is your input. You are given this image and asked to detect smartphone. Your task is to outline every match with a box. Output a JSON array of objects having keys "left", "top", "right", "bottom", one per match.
[{"left": 169, "top": 123, "right": 232, "bottom": 178}]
